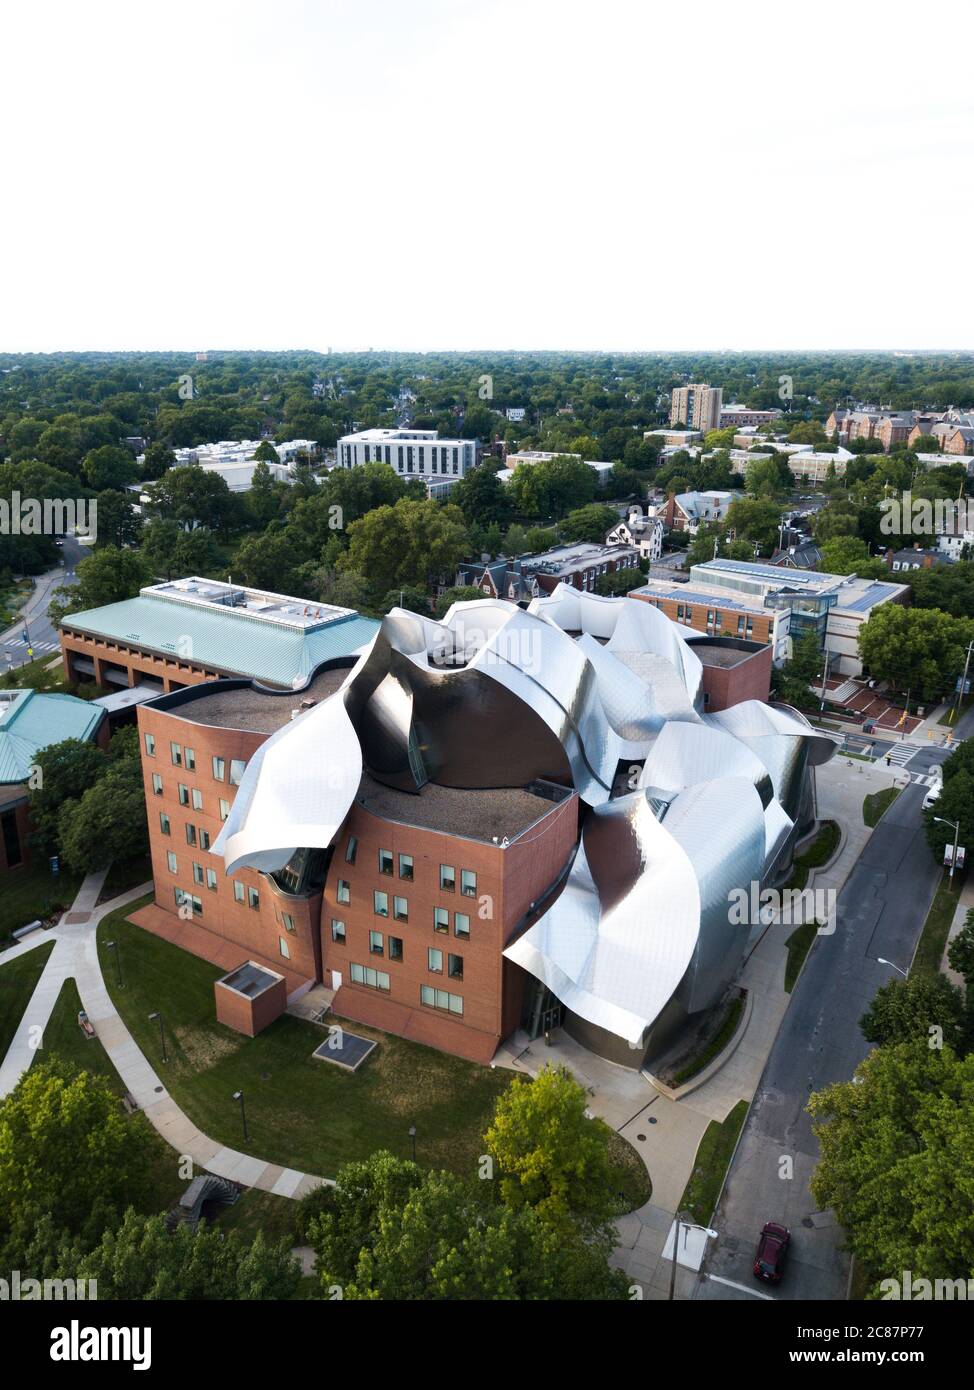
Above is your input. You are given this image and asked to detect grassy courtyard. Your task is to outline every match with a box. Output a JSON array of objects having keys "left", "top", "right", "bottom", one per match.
[
  {"left": 97, "top": 898, "right": 519, "bottom": 1181},
  {"left": 0, "top": 863, "right": 83, "bottom": 943},
  {"left": 863, "top": 786, "right": 901, "bottom": 827},
  {"left": 0, "top": 939, "right": 55, "bottom": 1057}
]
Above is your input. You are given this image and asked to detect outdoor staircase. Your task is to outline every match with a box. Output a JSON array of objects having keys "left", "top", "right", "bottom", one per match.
[{"left": 166, "top": 1175, "right": 240, "bottom": 1232}]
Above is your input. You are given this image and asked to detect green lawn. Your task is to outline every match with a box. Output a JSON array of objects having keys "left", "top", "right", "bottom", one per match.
[
  {"left": 784, "top": 921, "right": 818, "bottom": 992},
  {"left": 99, "top": 853, "right": 153, "bottom": 902},
  {"left": 784, "top": 820, "right": 840, "bottom": 892},
  {"left": 605, "top": 1129, "right": 652, "bottom": 1211},
  {"left": 912, "top": 874, "right": 963, "bottom": 978},
  {"left": 0, "top": 862, "right": 83, "bottom": 943},
  {"left": 0, "top": 939, "right": 55, "bottom": 1057},
  {"left": 97, "top": 898, "right": 519, "bottom": 1181},
  {"left": 863, "top": 787, "right": 901, "bottom": 828},
  {"left": 678, "top": 1099, "right": 749, "bottom": 1227},
  {"left": 36, "top": 976, "right": 189, "bottom": 1212}
]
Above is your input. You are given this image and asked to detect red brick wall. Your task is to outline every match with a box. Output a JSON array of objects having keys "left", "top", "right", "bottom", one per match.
[
  {"left": 215, "top": 974, "right": 287, "bottom": 1036},
  {"left": 700, "top": 644, "right": 773, "bottom": 711}
]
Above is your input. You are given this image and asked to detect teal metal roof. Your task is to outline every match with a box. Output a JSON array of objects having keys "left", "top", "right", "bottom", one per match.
[
  {"left": 62, "top": 596, "right": 380, "bottom": 688},
  {"left": 0, "top": 689, "right": 105, "bottom": 785}
]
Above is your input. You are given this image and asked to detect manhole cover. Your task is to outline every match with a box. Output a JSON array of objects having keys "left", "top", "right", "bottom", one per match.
[
  {"left": 154, "top": 1086, "right": 163, "bottom": 1093},
  {"left": 636, "top": 1134, "right": 646, "bottom": 1141},
  {"left": 648, "top": 1116, "right": 658, "bottom": 1124}
]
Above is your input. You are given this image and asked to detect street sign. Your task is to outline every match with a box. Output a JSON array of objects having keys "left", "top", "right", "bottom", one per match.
[
  {"left": 956, "top": 676, "right": 971, "bottom": 694},
  {"left": 50, "top": 855, "right": 59, "bottom": 876},
  {"left": 944, "top": 845, "right": 966, "bottom": 869}
]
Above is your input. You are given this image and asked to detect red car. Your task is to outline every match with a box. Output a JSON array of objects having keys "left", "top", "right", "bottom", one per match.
[{"left": 753, "top": 1222, "right": 790, "bottom": 1283}]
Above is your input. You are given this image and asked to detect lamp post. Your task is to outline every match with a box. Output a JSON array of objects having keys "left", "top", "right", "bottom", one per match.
[
  {"left": 233, "top": 1090, "right": 248, "bottom": 1142},
  {"left": 667, "top": 1212, "right": 719, "bottom": 1301},
  {"left": 104, "top": 939, "right": 123, "bottom": 989},
  {"left": 408, "top": 1124, "right": 417, "bottom": 1162},
  {"left": 877, "top": 956, "right": 909, "bottom": 980},
  {"left": 148, "top": 1011, "right": 168, "bottom": 1063},
  {"left": 933, "top": 815, "right": 962, "bottom": 881}
]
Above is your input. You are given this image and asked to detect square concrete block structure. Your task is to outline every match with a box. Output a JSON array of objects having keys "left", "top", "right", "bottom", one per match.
[{"left": 215, "top": 960, "right": 287, "bottom": 1036}]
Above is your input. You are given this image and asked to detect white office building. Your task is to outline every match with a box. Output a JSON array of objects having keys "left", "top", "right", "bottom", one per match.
[{"left": 336, "top": 429, "right": 477, "bottom": 497}]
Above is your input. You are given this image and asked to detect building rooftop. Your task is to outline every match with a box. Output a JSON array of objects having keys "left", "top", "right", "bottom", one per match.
[
  {"left": 62, "top": 578, "right": 380, "bottom": 689},
  {"left": 0, "top": 689, "right": 104, "bottom": 785},
  {"left": 355, "top": 772, "right": 574, "bottom": 844},
  {"left": 161, "top": 667, "right": 350, "bottom": 733}
]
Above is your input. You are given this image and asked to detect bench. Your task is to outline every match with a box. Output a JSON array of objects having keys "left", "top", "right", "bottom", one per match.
[{"left": 12, "top": 921, "right": 43, "bottom": 942}]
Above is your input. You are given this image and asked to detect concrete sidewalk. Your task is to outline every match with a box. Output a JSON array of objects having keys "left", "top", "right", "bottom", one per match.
[{"left": 0, "top": 872, "right": 329, "bottom": 1200}]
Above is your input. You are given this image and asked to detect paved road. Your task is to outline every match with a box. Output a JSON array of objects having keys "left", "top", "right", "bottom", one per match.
[
  {"left": 696, "top": 777, "right": 944, "bottom": 1301},
  {"left": 1, "top": 536, "right": 85, "bottom": 672}
]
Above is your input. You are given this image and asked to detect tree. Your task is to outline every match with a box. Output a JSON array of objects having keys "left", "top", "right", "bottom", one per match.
[
  {"left": 484, "top": 1065, "right": 619, "bottom": 1224},
  {"left": 344, "top": 499, "right": 469, "bottom": 600},
  {"left": 859, "top": 973, "right": 966, "bottom": 1052},
  {"left": 745, "top": 456, "right": 786, "bottom": 498},
  {"left": 48, "top": 546, "right": 153, "bottom": 626},
  {"left": 818, "top": 535, "right": 886, "bottom": 577},
  {"left": 58, "top": 756, "right": 148, "bottom": 872},
  {"left": 253, "top": 441, "right": 280, "bottom": 464},
  {"left": 0, "top": 1060, "right": 151, "bottom": 1234},
  {"left": 594, "top": 568, "right": 644, "bottom": 596},
  {"left": 245, "top": 459, "right": 283, "bottom": 528},
  {"left": 809, "top": 1043, "right": 974, "bottom": 1291},
  {"left": 504, "top": 523, "right": 530, "bottom": 555},
  {"left": 923, "top": 768, "right": 974, "bottom": 864},
  {"left": 435, "top": 585, "right": 486, "bottom": 617},
  {"left": 559, "top": 504, "right": 619, "bottom": 544},
  {"left": 947, "top": 910, "right": 974, "bottom": 988},
  {"left": 859, "top": 603, "right": 972, "bottom": 702},
  {"left": 142, "top": 519, "right": 220, "bottom": 580},
  {"left": 91, "top": 489, "right": 142, "bottom": 550},
  {"left": 140, "top": 442, "right": 175, "bottom": 481},
  {"left": 723, "top": 496, "right": 782, "bottom": 554},
  {"left": 234, "top": 525, "right": 308, "bottom": 594},
  {"left": 81, "top": 445, "right": 136, "bottom": 492},
  {"left": 449, "top": 464, "right": 514, "bottom": 529},
  {"left": 75, "top": 1209, "right": 300, "bottom": 1300},
  {"left": 145, "top": 464, "right": 240, "bottom": 537},
  {"left": 27, "top": 738, "right": 108, "bottom": 849}
]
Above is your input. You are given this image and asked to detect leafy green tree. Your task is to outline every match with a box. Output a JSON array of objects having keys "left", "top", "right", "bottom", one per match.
[
  {"left": 723, "top": 495, "right": 781, "bottom": 554},
  {"left": 140, "top": 442, "right": 175, "bottom": 481},
  {"left": 253, "top": 441, "right": 280, "bottom": 464},
  {"left": 449, "top": 464, "right": 514, "bottom": 529},
  {"left": 435, "top": 585, "right": 487, "bottom": 617},
  {"left": 818, "top": 535, "right": 886, "bottom": 577},
  {"left": 0, "top": 1060, "right": 151, "bottom": 1234},
  {"left": 559, "top": 504, "right": 619, "bottom": 544},
  {"left": 859, "top": 973, "right": 966, "bottom": 1052},
  {"left": 27, "top": 738, "right": 108, "bottom": 850},
  {"left": 75, "top": 1209, "right": 300, "bottom": 1301},
  {"left": 923, "top": 769, "right": 974, "bottom": 864},
  {"left": 145, "top": 463, "right": 240, "bottom": 537},
  {"left": 48, "top": 546, "right": 153, "bottom": 626},
  {"left": 484, "top": 1065, "right": 619, "bottom": 1224},
  {"left": 594, "top": 568, "right": 644, "bottom": 596},
  {"left": 245, "top": 459, "right": 283, "bottom": 528},
  {"left": 58, "top": 756, "right": 148, "bottom": 872},
  {"left": 809, "top": 1043, "right": 974, "bottom": 1292},
  {"left": 947, "top": 910, "right": 974, "bottom": 988},
  {"left": 859, "top": 603, "right": 972, "bottom": 701},
  {"left": 92, "top": 489, "right": 142, "bottom": 549},
  {"left": 81, "top": 444, "right": 136, "bottom": 492},
  {"left": 504, "top": 523, "right": 530, "bottom": 555},
  {"left": 344, "top": 499, "right": 469, "bottom": 600}
]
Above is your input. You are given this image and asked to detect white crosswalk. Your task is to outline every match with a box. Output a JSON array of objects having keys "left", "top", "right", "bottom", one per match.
[
  {"left": 883, "top": 744, "right": 916, "bottom": 767},
  {"left": 909, "top": 772, "right": 941, "bottom": 788},
  {"left": 2, "top": 637, "right": 58, "bottom": 654}
]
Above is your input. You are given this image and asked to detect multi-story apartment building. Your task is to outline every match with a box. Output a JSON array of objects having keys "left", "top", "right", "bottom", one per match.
[
  {"left": 718, "top": 404, "right": 782, "bottom": 428},
  {"left": 133, "top": 672, "right": 580, "bottom": 1063},
  {"left": 728, "top": 445, "right": 854, "bottom": 484},
  {"left": 336, "top": 428, "right": 477, "bottom": 498},
  {"left": 456, "top": 542, "right": 641, "bottom": 601},
  {"left": 670, "top": 383, "right": 723, "bottom": 432},
  {"left": 59, "top": 577, "right": 378, "bottom": 695}
]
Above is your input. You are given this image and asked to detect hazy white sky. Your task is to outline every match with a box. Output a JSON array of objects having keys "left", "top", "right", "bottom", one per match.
[{"left": 2, "top": 0, "right": 971, "bottom": 352}]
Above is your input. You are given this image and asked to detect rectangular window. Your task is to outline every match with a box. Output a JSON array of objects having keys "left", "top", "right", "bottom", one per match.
[
  {"left": 144, "top": 733, "right": 156, "bottom": 757},
  {"left": 248, "top": 886, "right": 260, "bottom": 910},
  {"left": 160, "top": 813, "right": 171, "bottom": 835},
  {"left": 170, "top": 741, "right": 182, "bottom": 766},
  {"left": 191, "top": 861, "right": 204, "bottom": 884},
  {"left": 191, "top": 788, "right": 203, "bottom": 811},
  {"left": 200, "top": 829, "right": 211, "bottom": 851},
  {"left": 393, "top": 896, "right": 408, "bottom": 923},
  {"left": 421, "top": 985, "right": 462, "bottom": 1015},
  {"left": 448, "top": 953, "right": 464, "bottom": 981},
  {"left": 345, "top": 835, "right": 358, "bottom": 864},
  {"left": 337, "top": 879, "right": 350, "bottom": 905},
  {"left": 234, "top": 881, "right": 245, "bottom": 903},
  {"left": 369, "top": 930, "right": 384, "bottom": 956},
  {"left": 184, "top": 748, "right": 196, "bottom": 771},
  {"left": 350, "top": 962, "right": 390, "bottom": 992},
  {"left": 454, "top": 912, "right": 470, "bottom": 939},
  {"left": 373, "top": 890, "right": 389, "bottom": 917},
  {"left": 389, "top": 936, "right": 403, "bottom": 962},
  {"left": 185, "top": 824, "right": 196, "bottom": 846},
  {"left": 151, "top": 773, "right": 163, "bottom": 795},
  {"left": 280, "top": 937, "right": 290, "bottom": 960},
  {"left": 206, "top": 868, "right": 218, "bottom": 891},
  {"left": 166, "top": 851, "right": 177, "bottom": 874},
  {"left": 378, "top": 848, "right": 393, "bottom": 875},
  {"left": 434, "top": 907, "right": 449, "bottom": 933},
  {"left": 178, "top": 784, "right": 189, "bottom": 806},
  {"left": 219, "top": 798, "right": 230, "bottom": 821},
  {"left": 440, "top": 864, "right": 455, "bottom": 892},
  {"left": 331, "top": 918, "right": 346, "bottom": 943},
  {"left": 212, "top": 756, "right": 226, "bottom": 781},
  {"left": 229, "top": 759, "right": 246, "bottom": 786},
  {"left": 281, "top": 912, "right": 295, "bottom": 932},
  {"left": 428, "top": 947, "right": 443, "bottom": 974},
  {"left": 398, "top": 853, "right": 413, "bottom": 880},
  {"left": 461, "top": 870, "right": 477, "bottom": 898}
]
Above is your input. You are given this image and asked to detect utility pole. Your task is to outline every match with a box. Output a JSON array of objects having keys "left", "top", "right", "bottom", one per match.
[
  {"left": 951, "top": 639, "right": 973, "bottom": 725},
  {"left": 819, "top": 642, "right": 830, "bottom": 710}
]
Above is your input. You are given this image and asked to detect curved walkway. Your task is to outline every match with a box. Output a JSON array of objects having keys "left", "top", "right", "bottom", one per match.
[{"left": 0, "top": 874, "right": 329, "bottom": 1200}]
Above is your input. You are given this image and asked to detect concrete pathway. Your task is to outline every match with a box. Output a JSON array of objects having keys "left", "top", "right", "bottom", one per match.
[{"left": 0, "top": 872, "right": 329, "bottom": 1200}]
